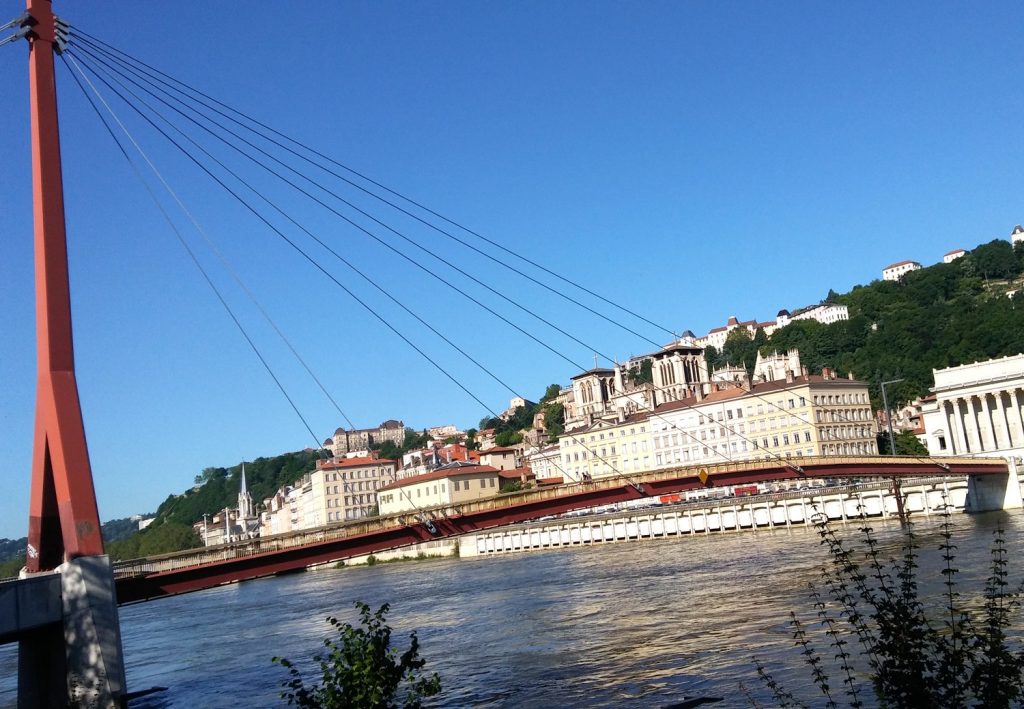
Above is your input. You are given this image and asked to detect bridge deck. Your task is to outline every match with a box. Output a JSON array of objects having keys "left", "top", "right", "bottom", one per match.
[{"left": 112, "top": 455, "right": 1006, "bottom": 603}]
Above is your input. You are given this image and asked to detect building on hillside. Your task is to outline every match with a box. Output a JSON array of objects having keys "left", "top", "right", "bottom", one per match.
[
  {"left": 195, "top": 464, "right": 260, "bottom": 546},
  {"left": 754, "top": 350, "right": 802, "bottom": 383},
  {"left": 564, "top": 341, "right": 709, "bottom": 431},
  {"left": 650, "top": 368, "right": 877, "bottom": 469},
  {"left": 325, "top": 420, "right": 405, "bottom": 456},
  {"left": 400, "top": 443, "right": 477, "bottom": 479},
  {"left": 943, "top": 249, "right": 966, "bottom": 264},
  {"left": 476, "top": 428, "right": 498, "bottom": 451},
  {"left": 557, "top": 411, "right": 652, "bottom": 482},
  {"left": 376, "top": 462, "right": 501, "bottom": 515},
  {"left": 478, "top": 445, "right": 519, "bottom": 470},
  {"left": 694, "top": 315, "right": 759, "bottom": 350},
  {"left": 1011, "top": 225, "right": 1024, "bottom": 247},
  {"left": 791, "top": 303, "right": 849, "bottom": 325},
  {"left": 920, "top": 354, "right": 1024, "bottom": 459},
  {"left": 882, "top": 260, "right": 922, "bottom": 281},
  {"left": 499, "top": 396, "right": 535, "bottom": 421},
  {"left": 426, "top": 424, "right": 462, "bottom": 441},
  {"left": 310, "top": 456, "right": 399, "bottom": 524},
  {"left": 523, "top": 443, "right": 563, "bottom": 484},
  {"left": 259, "top": 482, "right": 307, "bottom": 538}
]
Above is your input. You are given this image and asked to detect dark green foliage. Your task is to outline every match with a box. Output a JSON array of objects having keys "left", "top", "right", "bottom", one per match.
[
  {"left": 101, "top": 516, "right": 147, "bottom": 544},
  {"left": 156, "top": 449, "right": 322, "bottom": 529},
  {"left": 499, "top": 481, "right": 523, "bottom": 494},
  {"left": 273, "top": 601, "right": 441, "bottom": 708},
  {"left": 543, "top": 401, "right": 565, "bottom": 440},
  {"left": 495, "top": 429, "right": 523, "bottom": 447},
  {"left": 0, "top": 555, "right": 25, "bottom": 578},
  {"left": 540, "top": 383, "right": 561, "bottom": 403},
  {"left": 628, "top": 359, "right": 653, "bottom": 384},
  {"left": 764, "top": 249, "right": 1024, "bottom": 409},
  {"left": 756, "top": 511, "right": 1024, "bottom": 707},
  {"left": 880, "top": 430, "right": 930, "bottom": 456},
  {"left": 0, "top": 537, "right": 27, "bottom": 562}
]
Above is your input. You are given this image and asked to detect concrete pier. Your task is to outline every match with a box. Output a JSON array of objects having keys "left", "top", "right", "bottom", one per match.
[
  {"left": 964, "top": 459, "right": 1023, "bottom": 512},
  {"left": 462, "top": 478, "right": 971, "bottom": 557},
  {"left": 5, "top": 556, "right": 127, "bottom": 708}
]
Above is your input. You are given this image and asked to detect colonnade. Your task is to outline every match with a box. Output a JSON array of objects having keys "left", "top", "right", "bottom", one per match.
[{"left": 941, "top": 389, "right": 1024, "bottom": 453}]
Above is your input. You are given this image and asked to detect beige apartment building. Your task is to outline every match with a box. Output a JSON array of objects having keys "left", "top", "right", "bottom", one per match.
[
  {"left": 651, "top": 370, "right": 876, "bottom": 468},
  {"left": 377, "top": 462, "right": 502, "bottom": 515},
  {"left": 556, "top": 412, "right": 653, "bottom": 482},
  {"left": 309, "top": 456, "right": 399, "bottom": 524}
]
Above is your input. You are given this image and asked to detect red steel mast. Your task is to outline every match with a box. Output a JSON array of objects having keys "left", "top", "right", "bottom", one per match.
[{"left": 24, "top": 0, "right": 105, "bottom": 572}]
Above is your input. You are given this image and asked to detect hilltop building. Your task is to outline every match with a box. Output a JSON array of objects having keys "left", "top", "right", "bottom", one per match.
[
  {"left": 325, "top": 420, "right": 405, "bottom": 456},
  {"left": 943, "top": 249, "right": 966, "bottom": 264},
  {"left": 1012, "top": 225, "right": 1024, "bottom": 247},
  {"left": 882, "top": 260, "right": 922, "bottom": 281}
]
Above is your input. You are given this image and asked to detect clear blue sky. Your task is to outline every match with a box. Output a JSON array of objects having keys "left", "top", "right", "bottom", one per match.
[{"left": 1, "top": 1, "right": 1021, "bottom": 539}]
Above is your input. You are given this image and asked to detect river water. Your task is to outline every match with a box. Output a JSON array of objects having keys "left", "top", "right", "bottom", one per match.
[{"left": 2, "top": 510, "right": 1022, "bottom": 707}]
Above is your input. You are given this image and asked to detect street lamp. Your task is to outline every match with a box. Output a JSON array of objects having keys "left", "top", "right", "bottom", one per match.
[
  {"left": 880, "top": 378, "right": 905, "bottom": 455},
  {"left": 202, "top": 513, "right": 209, "bottom": 546},
  {"left": 880, "top": 377, "right": 907, "bottom": 525}
]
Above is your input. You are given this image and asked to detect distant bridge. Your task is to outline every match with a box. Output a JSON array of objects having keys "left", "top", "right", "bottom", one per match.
[{"left": 112, "top": 455, "right": 1010, "bottom": 603}]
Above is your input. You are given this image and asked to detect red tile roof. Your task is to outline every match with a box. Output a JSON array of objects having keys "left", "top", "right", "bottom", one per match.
[
  {"left": 884, "top": 260, "right": 919, "bottom": 270},
  {"left": 377, "top": 464, "right": 499, "bottom": 492},
  {"left": 320, "top": 456, "right": 397, "bottom": 469}
]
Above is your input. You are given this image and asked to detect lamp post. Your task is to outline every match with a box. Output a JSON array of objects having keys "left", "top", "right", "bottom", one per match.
[
  {"left": 880, "top": 378, "right": 905, "bottom": 455},
  {"left": 880, "top": 377, "right": 906, "bottom": 524},
  {"left": 202, "top": 513, "right": 209, "bottom": 546}
]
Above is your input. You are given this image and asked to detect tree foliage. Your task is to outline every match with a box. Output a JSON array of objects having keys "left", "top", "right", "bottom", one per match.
[
  {"left": 764, "top": 245, "right": 1024, "bottom": 409},
  {"left": 273, "top": 602, "right": 441, "bottom": 708}
]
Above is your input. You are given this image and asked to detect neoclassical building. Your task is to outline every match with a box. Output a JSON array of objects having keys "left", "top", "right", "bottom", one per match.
[{"left": 921, "top": 355, "right": 1024, "bottom": 459}]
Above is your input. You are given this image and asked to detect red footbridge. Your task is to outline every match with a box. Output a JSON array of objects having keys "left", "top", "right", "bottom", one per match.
[{"left": 111, "top": 455, "right": 1008, "bottom": 603}]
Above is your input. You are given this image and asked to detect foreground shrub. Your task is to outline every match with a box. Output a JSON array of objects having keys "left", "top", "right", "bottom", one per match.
[
  {"left": 754, "top": 509, "right": 1024, "bottom": 708},
  {"left": 273, "top": 601, "right": 441, "bottom": 708}
]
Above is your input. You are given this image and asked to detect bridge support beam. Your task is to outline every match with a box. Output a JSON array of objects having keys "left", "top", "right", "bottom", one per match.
[{"left": 964, "top": 458, "right": 1023, "bottom": 513}]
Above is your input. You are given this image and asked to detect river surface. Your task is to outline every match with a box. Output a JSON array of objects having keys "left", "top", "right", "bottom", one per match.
[{"left": 2, "top": 510, "right": 1022, "bottom": 707}]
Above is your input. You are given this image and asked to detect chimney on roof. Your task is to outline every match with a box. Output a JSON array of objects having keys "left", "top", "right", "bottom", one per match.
[
  {"left": 848, "top": 372, "right": 855, "bottom": 381},
  {"left": 617, "top": 408, "right": 626, "bottom": 423},
  {"left": 801, "top": 366, "right": 808, "bottom": 377},
  {"left": 822, "top": 366, "right": 832, "bottom": 380},
  {"left": 696, "top": 384, "right": 705, "bottom": 402}
]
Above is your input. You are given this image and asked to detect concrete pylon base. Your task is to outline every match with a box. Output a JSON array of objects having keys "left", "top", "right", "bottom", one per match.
[
  {"left": 61, "top": 555, "right": 127, "bottom": 708},
  {"left": 965, "top": 458, "right": 1024, "bottom": 513},
  {"left": 17, "top": 555, "right": 127, "bottom": 708}
]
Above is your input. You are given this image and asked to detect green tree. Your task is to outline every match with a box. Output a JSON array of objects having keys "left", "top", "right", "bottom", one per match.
[
  {"left": 542, "top": 402, "right": 565, "bottom": 440},
  {"left": 495, "top": 430, "right": 523, "bottom": 447},
  {"left": 136, "top": 521, "right": 202, "bottom": 557},
  {"left": 540, "top": 383, "right": 561, "bottom": 403},
  {"left": 273, "top": 602, "right": 441, "bottom": 708},
  {"left": 628, "top": 359, "right": 653, "bottom": 384}
]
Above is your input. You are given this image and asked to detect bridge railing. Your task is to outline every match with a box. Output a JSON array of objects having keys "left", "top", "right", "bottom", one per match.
[{"left": 109, "top": 458, "right": 982, "bottom": 580}]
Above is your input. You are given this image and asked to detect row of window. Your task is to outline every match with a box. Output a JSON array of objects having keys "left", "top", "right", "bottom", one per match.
[{"left": 325, "top": 467, "right": 390, "bottom": 482}]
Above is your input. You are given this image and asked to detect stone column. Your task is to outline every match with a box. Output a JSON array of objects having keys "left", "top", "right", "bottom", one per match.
[
  {"left": 966, "top": 395, "right": 983, "bottom": 450},
  {"left": 1009, "top": 388, "right": 1024, "bottom": 450},
  {"left": 997, "top": 392, "right": 1016, "bottom": 448},
  {"left": 943, "top": 402, "right": 958, "bottom": 454},
  {"left": 979, "top": 394, "right": 997, "bottom": 451},
  {"left": 952, "top": 398, "right": 970, "bottom": 453}
]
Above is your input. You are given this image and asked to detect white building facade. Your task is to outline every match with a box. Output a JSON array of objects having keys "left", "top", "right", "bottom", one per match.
[
  {"left": 921, "top": 354, "right": 1024, "bottom": 459},
  {"left": 882, "top": 260, "right": 922, "bottom": 281}
]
